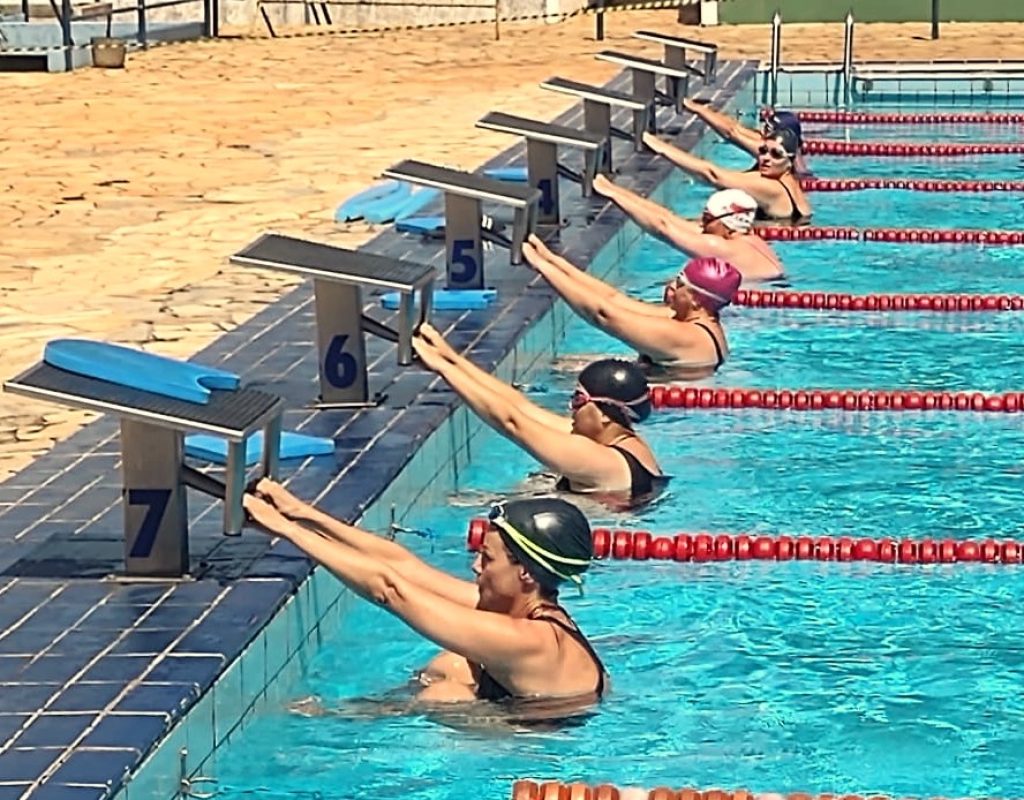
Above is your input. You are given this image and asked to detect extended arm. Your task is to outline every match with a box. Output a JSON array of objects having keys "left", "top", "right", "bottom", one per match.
[
  {"left": 246, "top": 501, "right": 546, "bottom": 669},
  {"left": 415, "top": 323, "right": 568, "bottom": 434},
  {"left": 413, "top": 337, "right": 634, "bottom": 488},
  {"left": 254, "top": 479, "right": 478, "bottom": 607},
  {"left": 684, "top": 99, "right": 761, "bottom": 156},
  {"left": 643, "top": 132, "right": 783, "bottom": 209},
  {"left": 594, "top": 176, "right": 725, "bottom": 260}
]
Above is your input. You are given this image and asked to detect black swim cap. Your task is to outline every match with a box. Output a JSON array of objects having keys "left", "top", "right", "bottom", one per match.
[
  {"left": 489, "top": 498, "right": 593, "bottom": 593},
  {"left": 577, "top": 359, "right": 652, "bottom": 428}
]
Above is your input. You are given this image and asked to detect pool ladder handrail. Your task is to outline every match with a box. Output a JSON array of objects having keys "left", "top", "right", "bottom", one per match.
[{"left": 768, "top": 8, "right": 857, "bottom": 106}]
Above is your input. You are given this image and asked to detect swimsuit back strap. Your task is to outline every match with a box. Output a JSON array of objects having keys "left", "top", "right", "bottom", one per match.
[
  {"left": 530, "top": 606, "right": 607, "bottom": 699},
  {"left": 692, "top": 321, "right": 726, "bottom": 368}
]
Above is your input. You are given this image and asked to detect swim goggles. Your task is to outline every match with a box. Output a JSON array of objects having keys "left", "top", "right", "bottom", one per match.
[
  {"left": 569, "top": 384, "right": 649, "bottom": 421},
  {"left": 758, "top": 143, "right": 793, "bottom": 161},
  {"left": 488, "top": 502, "right": 589, "bottom": 593}
]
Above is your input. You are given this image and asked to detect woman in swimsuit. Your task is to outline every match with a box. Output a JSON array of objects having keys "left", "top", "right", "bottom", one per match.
[
  {"left": 683, "top": 100, "right": 814, "bottom": 179},
  {"left": 412, "top": 322, "right": 665, "bottom": 505},
  {"left": 642, "top": 129, "right": 813, "bottom": 226},
  {"left": 522, "top": 234, "right": 741, "bottom": 381},
  {"left": 243, "top": 486, "right": 606, "bottom": 707}
]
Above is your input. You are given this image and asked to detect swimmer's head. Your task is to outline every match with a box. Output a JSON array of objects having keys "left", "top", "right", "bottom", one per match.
[
  {"left": 762, "top": 109, "right": 803, "bottom": 148},
  {"left": 758, "top": 128, "right": 800, "bottom": 177},
  {"left": 481, "top": 498, "right": 593, "bottom": 599},
  {"left": 702, "top": 189, "right": 758, "bottom": 236},
  {"left": 571, "top": 359, "right": 652, "bottom": 430},
  {"left": 672, "top": 256, "right": 742, "bottom": 314}
]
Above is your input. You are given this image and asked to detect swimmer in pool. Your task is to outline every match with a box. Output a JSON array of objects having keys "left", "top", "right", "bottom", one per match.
[
  {"left": 593, "top": 175, "right": 784, "bottom": 282},
  {"left": 643, "top": 127, "right": 812, "bottom": 227},
  {"left": 683, "top": 101, "right": 813, "bottom": 178},
  {"left": 522, "top": 234, "right": 741, "bottom": 381},
  {"left": 412, "top": 322, "right": 665, "bottom": 506},
  {"left": 243, "top": 485, "right": 607, "bottom": 709}
]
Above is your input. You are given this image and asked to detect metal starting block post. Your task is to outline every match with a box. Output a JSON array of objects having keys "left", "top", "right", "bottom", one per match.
[
  {"left": 231, "top": 233, "right": 436, "bottom": 409},
  {"left": 633, "top": 31, "right": 719, "bottom": 84},
  {"left": 476, "top": 112, "right": 605, "bottom": 226},
  {"left": 381, "top": 159, "right": 540, "bottom": 290},
  {"left": 595, "top": 50, "right": 698, "bottom": 123},
  {"left": 539, "top": 77, "right": 649, "bottom": 172},
  {"left": 3, "top": 363, "right": 283, "bottom": 578}
]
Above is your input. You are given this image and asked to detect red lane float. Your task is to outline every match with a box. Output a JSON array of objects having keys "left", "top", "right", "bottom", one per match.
[
  {"left": 471, "top": 522, "right": 1024, "bottom": 565},
  {"left": 800, "top": 177, "right": 1024, "bottom": 193},
  {"left": 803, "top": 139, "right": 1024, "bottom": 157},
  {"left": 513, "top": 783, "right": 761, "bottom": 800},
  {"left": 733, "top": 289, "right": 1024, "bottom": 312},
  {"left": 647, "top": 385, "right": 1024, "bottom": 414},
  {"left": 794, "top": 109, "right": 1024, "bottom": 125},
  {"left": 752, "top": 225, "right": 1024, "bottom": 245}
]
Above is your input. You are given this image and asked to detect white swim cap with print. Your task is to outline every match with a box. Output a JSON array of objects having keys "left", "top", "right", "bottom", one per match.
[{"left": 704, "top": 189, "right": 758, "bottom": 234}]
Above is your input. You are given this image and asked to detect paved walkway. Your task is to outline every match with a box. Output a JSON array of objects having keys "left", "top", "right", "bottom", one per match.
[{"left": 3, "top": 15, "right": 1024, "bottom": 480}]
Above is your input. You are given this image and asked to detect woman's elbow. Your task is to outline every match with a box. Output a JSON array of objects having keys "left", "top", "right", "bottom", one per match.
[{"left": 368, "top": 569, "right": 404, "bottom": 608}]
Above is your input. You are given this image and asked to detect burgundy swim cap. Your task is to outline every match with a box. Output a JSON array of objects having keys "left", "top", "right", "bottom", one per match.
[{"left": 679, "top": 257, "right": 742, "bottom": 313}]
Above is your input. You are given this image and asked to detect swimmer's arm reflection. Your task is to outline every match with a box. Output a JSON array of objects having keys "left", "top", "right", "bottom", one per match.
[
  {"left": 593, "top": 175, "right": 730, "bottom": 260},
  {"left": 412, "top": 324, "right": 638, "bottom": 490},
  {"left": 242, "top": 492, "right": 548, "bottom": 695},
  {"left": 248, "top": 478, "right": 477, "bottom": 607}
]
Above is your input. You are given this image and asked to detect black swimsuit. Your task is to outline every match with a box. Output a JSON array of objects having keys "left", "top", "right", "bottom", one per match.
[
  {"left": 753, "top": 176, "right": 812, "bottom": 225},
  {"left": 475, "top": 603, "right": 607, "bottom": 702},
  {"left": 639, "top": 320, "right": 726, "bottom": 373},
  {"left": 554, "top": 444, "right": 662, "bottom": 498}
]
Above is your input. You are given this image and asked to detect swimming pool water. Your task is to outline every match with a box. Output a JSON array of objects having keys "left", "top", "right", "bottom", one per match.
[
  {"left": 802, "top": 123, "right": 1024, "bottom": 144},
  {"left": 207, "top": 97, "right": 1024, "bottom": 800}
]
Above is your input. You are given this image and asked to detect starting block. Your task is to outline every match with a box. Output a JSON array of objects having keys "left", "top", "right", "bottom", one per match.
[
  {"left": 539, "top": 77, "right": 650, "bottom": 172},
  {"left": 594, "top": 50, "right": 698, "bottom": 123},
  {"left": 230, "top": 233, "right": 436, "bottom": 408},
  {"left": 632, "top": 30, "right": 719, "bottom": 84},
  {"left": 382, "top": 159, "right": 540, "bottom": 291},
  {"left": 476, "top": 111, "right": 605, "bottom": 226},
  {"left": 3, "top": 345, "right": 283, "bottom": 578}
]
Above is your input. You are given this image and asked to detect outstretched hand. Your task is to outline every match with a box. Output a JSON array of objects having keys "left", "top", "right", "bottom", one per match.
[
  {"left": 243, "top": 492, "right": 296, "bottom": 538},
  {"left": 641, "top": 131, "right": 665, "bottom": 154},
  {"left": 412, "top": 328, "right": 448, "bottom": 372},
  {"left": 415, "top": 322, "right": 457, "bottom": 361},
  {"left": 592, "top": 173, "right": 615, "bottom": 198},
  {"left": 251, "top": 477, "right": 306, "bottom": 519}
]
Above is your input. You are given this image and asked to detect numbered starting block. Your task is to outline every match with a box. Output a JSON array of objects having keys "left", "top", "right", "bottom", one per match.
[
  {"left": 381, "top": 159, "right": 540, "bottom": 291},
  {"left": 230, "top": 233, "right": 436, "bottom": 408},
  {"left": 476, "top": 112, "right": 605, "bottom": 226},
  {"left": 594, "top": 51, "right": 698, "bottom": 123},
  {"left": 539, "top": 77, "right": 650, "bottom": 172},
  {"left": 3, "top": 347, "right": 283, "bottom": 578},
  {"left": 632, "top": 31, "right": 718, "bottom": 84}
]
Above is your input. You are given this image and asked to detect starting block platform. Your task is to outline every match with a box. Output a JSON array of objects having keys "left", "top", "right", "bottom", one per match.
[
  {"left": 231, "top": 233, "right": 436, "bottom": 408},
  {"left": 633, "top": 30, "right": 719, "bottom": 84},
  {"left": 3, "top": 354, "right": 284, "bottom": 578},
  {"left": 476, "top": 111, "right": 605, "bottom": 225},
  {"left": 539, "top": 77, "right": 650, "bottom": 171},
  {"left": 381, "top": 159, "right": 539, "bottom": 290},
  {"left": 595, "top": 50, "right": 698, "bottom": 121}
]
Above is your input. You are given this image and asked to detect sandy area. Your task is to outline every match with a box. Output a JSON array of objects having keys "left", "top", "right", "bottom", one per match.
[{"left": 3, "top": 15, "right": 1024, "bottom": 480}]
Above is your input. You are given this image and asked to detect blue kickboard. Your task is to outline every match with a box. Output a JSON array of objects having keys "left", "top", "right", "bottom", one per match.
[
  {"left": 334, "top": 180, "right": 405, "bottom": 222},
  {"left": 396, "top": 215, "right": 445, "bottom": 235},
  {"left": 44, "top": 339, "right": 240, "bottom": 405},
  {"left": 484, "top": 166, "right": 529, "bottom": 183},
  {"left": 356, "top": 182, "right": 413, "bottom": 223},
  {"left": 380, "top": 288, "right": 497, "bottom": 311},
  {"left": 185, "top": 431, "right": 335, "bottom": 467},
  {"left": 389, "top": 188, "right": 442, "bottom": 222}
]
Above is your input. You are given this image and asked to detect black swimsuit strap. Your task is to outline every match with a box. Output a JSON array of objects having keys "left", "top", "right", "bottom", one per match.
[
  {"left": 529, "top": 605, "right": 607, "bottom": 699},
  {"left": 609, "top": 444, "right": 656, "bottom": 498},
  {"left": 776, "top": 176, "right": 802, "bottom": 222},
  {"left": 692, "top": 321, "right": 726, "bottom": 368}
]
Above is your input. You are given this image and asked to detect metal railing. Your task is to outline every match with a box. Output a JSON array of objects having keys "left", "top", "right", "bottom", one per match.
[{"left": 767, "top": 8, "right": 857, "bottom": 106}]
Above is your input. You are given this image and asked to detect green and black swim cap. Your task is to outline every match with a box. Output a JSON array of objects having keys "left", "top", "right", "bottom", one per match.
[{"left": 489, "top": 498, "right": 593, "bottom": 593}]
